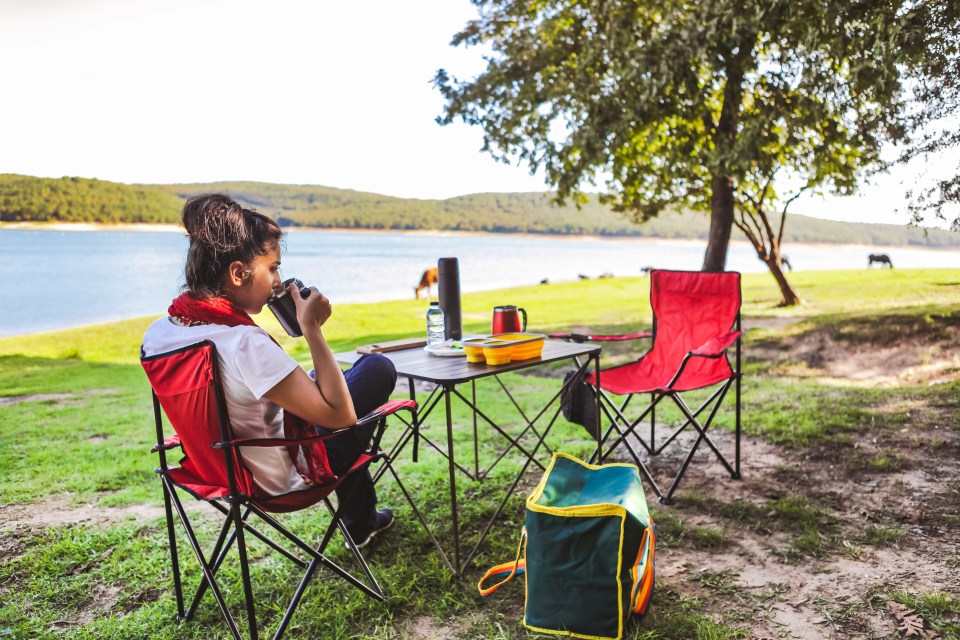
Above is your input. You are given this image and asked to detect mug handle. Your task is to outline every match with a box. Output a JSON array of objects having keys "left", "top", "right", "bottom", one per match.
[{"left": 518, "top": 307, "right": 527, "bottom": 332}]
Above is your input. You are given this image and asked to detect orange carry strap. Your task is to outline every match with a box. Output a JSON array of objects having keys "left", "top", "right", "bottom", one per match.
[
  {"left": 631, "top": 523, "right": 656, "bottom": 614},
  {"left": 478, "top": 528, "right": 527, "bottom": 596}
]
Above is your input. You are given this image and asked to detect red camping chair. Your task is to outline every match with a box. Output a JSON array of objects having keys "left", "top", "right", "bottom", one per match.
[
  {"left": 142, "top": 340, "right": 416, "bottom": 640},
  {"left": 555, "top": 270, "right": 742, "bottom": 504}
]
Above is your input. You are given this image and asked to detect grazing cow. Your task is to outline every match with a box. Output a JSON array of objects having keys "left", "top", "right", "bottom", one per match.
[
  {"left": 414, "top": 267, "right": 439, "bottom": 299},
  {"left": 578, "top": 274, "right": 590, "bottom": 280},
  {"left": 780, "top": 255, "right": 792, "bottom": 272},
  {"left": 540, "top": 278, "right": 550, "bottom": 285},
  {"left": 868, "top": 254, "right": 893, "bottom": 269}
]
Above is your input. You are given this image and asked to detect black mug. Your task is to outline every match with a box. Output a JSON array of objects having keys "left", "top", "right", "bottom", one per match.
[{"left": 267, "top": 278, "right": 312, "bottom": 337}]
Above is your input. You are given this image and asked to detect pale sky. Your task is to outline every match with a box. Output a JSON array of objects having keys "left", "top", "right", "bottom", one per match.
[{"left": 1, "top": 0, "right": 956, "bottom": 228}]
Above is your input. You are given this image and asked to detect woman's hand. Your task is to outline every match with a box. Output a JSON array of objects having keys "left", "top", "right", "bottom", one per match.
[
  {"left": 265, "top": 283, "right": 356, "bottom": 428},
  {"left": 291, "top": 284, "right": 331, "bottom": 333}
]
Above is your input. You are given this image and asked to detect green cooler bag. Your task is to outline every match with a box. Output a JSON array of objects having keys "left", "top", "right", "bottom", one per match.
[{"left": 479, "top": 452, "right": 656, "bottom": 640}]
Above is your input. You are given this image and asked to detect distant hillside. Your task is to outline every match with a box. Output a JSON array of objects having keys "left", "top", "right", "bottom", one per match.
[
  {"left": 2, "top": 173, "right": 958, "bottom": 248},
  {"left": 0, "top": 174, "right": 183, "bottom": 223}
]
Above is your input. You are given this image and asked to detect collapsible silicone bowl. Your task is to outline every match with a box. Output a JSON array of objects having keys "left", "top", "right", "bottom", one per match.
[
  {"left": 489, "top": 333, "right": 546, "bottom": 361},
  {"left": 510, "top": 338, "right": 544, "bottom": 361},
  {"left": 462, "top": 338, "right": 491, "bottom": 363},
  {"left": 481, "top": 340, "right": 513, "bottom": 365}
]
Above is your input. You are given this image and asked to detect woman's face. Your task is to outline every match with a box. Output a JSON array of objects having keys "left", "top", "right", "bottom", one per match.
[{"left": 227, "top": 245, "right": 283, "bottom": 316}]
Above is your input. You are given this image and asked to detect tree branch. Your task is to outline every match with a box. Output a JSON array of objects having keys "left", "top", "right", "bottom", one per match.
[{"left": 777, "top": 187, "right": 807, "bottom": 248}]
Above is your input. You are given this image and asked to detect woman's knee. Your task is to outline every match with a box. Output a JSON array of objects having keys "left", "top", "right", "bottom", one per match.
[
  {"left": 347, "top": 354, "right": 398, "bottom": 404},
  {"left": 362, "top": 354, "right": 397, "bottom": 385}
]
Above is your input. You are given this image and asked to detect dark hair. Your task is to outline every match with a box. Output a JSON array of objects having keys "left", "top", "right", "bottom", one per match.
[{"left": 181, "top": 193, "right": 284, "bottom": 297}]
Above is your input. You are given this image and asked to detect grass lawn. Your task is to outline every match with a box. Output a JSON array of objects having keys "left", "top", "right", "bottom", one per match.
[{"left": 2, "top": 269, "right": 959, "bottom": 639}]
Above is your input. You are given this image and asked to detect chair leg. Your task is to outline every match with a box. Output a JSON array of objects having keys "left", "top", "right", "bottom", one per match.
[
  {"left": 734, "top": 373, "right": 742, "bottom": 479},
  {"left": 167, "top": 487, "right": 243, "bottom": 639},
  {"left": 232, "top": 504, "right": 259, "bottom": 640},
  {"left": 650, "top": 385, "right": 723, "bottom": 455},
  {"left": 161, "top": 476, "right": 185, "bottom": 619},
  {"left": 659, "top": 386, "right": 736, "bottom": 503},
  {"left": 186, "top": 505, "right": 244, "bottom": 621},
  {"left": 673, "top": 386, "right": 736, "bottom": 476},
  {"left": 593, "top": 391, "right": 660, "bottom": 462},
  {"left": 650, "top": 393, "right": 656, "bottom": 454}
]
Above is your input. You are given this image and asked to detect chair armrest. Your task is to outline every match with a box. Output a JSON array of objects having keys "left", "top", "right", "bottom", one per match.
[
  {"left": 689, "top": 331, "right": 742, "bottom": 358},
  {"left": 353, "top": 398, "right": 417, "bottom": 427},
  {"left": 212, "top": 399, "right": 417, "bottom": 449},
  {"left": 151, "top": 434, "right": 182, "bottom": 453},
  {"left": 548, "top": 331, "right": 651, "bottom": 343}
]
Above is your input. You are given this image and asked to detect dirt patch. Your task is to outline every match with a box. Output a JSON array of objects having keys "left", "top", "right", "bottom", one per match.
[
  {"left": 649, "top": 430, "right": 960, "bottom": 638},
  {"left": 0, "top": 496, "right": 166, "bottom": 531},
  {"left": 0, "top": 392, "right": 72, "bottom": 406},
  {"left": 404, "top": 613, "right": 484, "bottom": 640},
  {"left": 779, "top": 331, "right": 960, "bottom": 388},
  {"left": 0, "top": 388, "right": 120, "bottom": 407},
  {"left": 41, "top": 585, "right": 122, "bottom": 631}
]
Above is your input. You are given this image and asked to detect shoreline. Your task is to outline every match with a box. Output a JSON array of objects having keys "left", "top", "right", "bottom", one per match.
[
  {"left": 1, "top": 221, "right": 957, "bottom": 251},
  {"left": 3, "top": 264, "right": 960, "bottom": 341}
]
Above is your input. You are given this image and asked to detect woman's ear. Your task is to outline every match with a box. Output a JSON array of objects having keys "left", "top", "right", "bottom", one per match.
[{"left": 225, "top": 260, "right": 248, "bottom": 288}]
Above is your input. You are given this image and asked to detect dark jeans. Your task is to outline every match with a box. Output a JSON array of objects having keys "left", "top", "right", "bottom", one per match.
[{"left": 318, "top": 354, "right": 397, "bottom": 538}]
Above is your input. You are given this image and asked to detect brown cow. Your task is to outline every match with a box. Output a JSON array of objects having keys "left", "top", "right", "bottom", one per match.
[
  {"left": 868, "top": 253, "right": 893, "bottom": 268},
  {"left": 414, "top": 267, "right": 439, "bottom": 299}
]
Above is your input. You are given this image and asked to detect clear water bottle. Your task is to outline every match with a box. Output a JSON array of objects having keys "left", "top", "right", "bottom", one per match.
[{"left": 426, "top": 301, "right": 445, "bottom": 345}]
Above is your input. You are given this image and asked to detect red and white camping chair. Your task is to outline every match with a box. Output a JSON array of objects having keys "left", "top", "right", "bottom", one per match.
[
  {"left": 554, "top": 270, "right": 742, "bottom": 504},
  {"left": 142, "top": 340, "right": 416, "bottom": 640}
]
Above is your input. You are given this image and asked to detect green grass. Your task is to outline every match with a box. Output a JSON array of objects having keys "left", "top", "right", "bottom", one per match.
[
  {"left": 868, "top": 588, "right": 960, "bottom": 638},
  {"left": 2, "top": 268, "right": 960, "bottom": 638},
  {"left": 861, "top": 524, "right": 909, "bottom": 547}
]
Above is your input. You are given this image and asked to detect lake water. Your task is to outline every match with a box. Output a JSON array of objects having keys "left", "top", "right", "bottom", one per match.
[{"left": 1, "top": 227, "right": 958, "bottom": 338}]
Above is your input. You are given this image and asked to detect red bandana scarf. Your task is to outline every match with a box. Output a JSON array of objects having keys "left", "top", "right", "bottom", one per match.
[
  {"left": 168, "top": 293, "right": 259, "bottom": 331},
  {"left": 167, "top": 292, "right": 335, "bottom": 489}
]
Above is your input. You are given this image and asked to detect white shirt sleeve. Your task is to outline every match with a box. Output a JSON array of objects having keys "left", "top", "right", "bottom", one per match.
[{"left": 233, "top": 329, "right": 300, "bottom": 399}]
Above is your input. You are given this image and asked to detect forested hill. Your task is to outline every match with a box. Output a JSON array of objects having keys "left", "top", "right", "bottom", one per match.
[{"left": 1, "top": 173, "right": 958, "bottom": 248}]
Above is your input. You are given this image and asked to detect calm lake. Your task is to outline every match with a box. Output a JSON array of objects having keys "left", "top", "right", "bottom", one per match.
[{"left": 1, "top": 227, "right": 958, "bottom": 338}]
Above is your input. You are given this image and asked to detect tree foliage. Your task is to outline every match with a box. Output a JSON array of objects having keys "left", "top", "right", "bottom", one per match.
[
  {"left": 899, "top": 0, "right": 960, "bottom": 230},
  {"left": 435, "top": 0, "right": 933, "bottom": 303},
  {"left": 0, "top": 174, "right": 183, "bottom": 223}
]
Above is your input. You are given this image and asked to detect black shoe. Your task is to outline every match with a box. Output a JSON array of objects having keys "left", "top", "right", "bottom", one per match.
[{"left": 348, "top": 509, "right": 394, "bottom": 549}]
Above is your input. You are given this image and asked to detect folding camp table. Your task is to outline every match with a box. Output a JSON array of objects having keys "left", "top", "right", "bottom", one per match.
[{"left": 337, "top": 339, "right": 601, "bottom": 576}]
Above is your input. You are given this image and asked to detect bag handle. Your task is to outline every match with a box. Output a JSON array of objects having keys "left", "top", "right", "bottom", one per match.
[{"left": 477, "top": 527, "right": 527, "bottom": 596}]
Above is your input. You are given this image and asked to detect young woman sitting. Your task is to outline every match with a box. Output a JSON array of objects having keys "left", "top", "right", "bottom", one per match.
[{"left": 142, "top": 193, "right": 396, "bottom": 548}]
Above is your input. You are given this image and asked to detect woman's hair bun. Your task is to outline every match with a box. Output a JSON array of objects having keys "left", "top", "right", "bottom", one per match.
[{"left": 181, "top": 193, "right": 248, "bottom": 254}]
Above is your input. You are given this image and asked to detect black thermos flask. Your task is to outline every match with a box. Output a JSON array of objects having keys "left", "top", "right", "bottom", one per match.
[{"left": 438, "top": 257, "right": 462, "bottom": 340}]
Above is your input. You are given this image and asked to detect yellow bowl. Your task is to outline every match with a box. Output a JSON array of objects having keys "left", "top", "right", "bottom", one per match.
[
  {"left": 464, "top": 345, "right": 486, "bottom": 362},
  {"left": 462, "top": 338, "right": 491, "bottom": 363},
  {"left": 481, "top": 340, "right": 513, "bottom": 365},
  {"left": 510, "top": 341, "right": 544, "bottom": 361},
  {"left": 490, "top": 333, "right": 545, "bottom": 361}
]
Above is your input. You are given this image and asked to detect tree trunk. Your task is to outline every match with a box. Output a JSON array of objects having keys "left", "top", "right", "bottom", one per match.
[
  {"left": 763, "top": 254, "right": 801, "bottom": 306},
  {"left": 704, "top": 175, "right": 735, "bottom": 272}
]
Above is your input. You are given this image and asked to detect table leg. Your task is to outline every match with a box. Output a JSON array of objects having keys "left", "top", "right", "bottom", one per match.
[
  {"left": 472, "top": 380, "right": 479, "bottom": 478},
  {"left": 443, "top": 385, "right": 461, "bottom": 576}
]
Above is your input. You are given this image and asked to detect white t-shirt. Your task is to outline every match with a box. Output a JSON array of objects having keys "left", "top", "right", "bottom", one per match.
[{"left": 142, "top": 316, "right": 309, "bottom": 495}]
